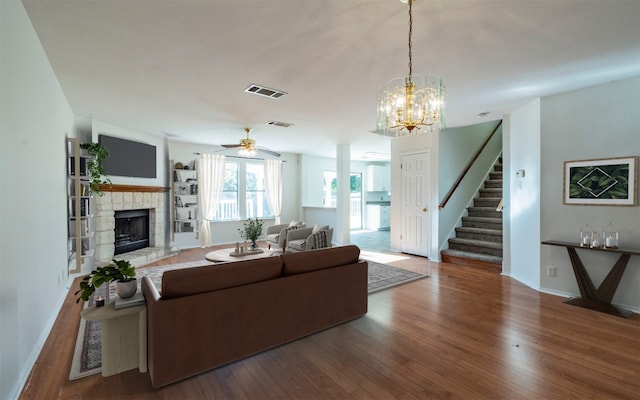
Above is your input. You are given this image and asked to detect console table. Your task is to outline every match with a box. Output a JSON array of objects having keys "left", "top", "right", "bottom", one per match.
[
  {"left": 81, "top": 301, "right": 147, "bottom": 376},
  {"left": 542, "top": 240, "right": 639, "bottom": 318}
]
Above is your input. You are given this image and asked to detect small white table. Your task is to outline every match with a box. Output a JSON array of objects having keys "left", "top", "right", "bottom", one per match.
[
  {"left": 205, "top": 247, "right": 275, "bottom": 263},
  {"left": 80, "top": 300, "right": 147, "bottom": 376}
]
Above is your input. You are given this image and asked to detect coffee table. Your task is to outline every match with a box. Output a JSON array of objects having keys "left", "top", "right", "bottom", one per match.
[{"left": 205, "top": 247, "right": 275, "bottom": 263}]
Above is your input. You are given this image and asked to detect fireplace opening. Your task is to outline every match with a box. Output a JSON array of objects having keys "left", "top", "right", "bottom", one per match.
[{"left": 114, "top": 209, "right": 150, "bottom": 255}]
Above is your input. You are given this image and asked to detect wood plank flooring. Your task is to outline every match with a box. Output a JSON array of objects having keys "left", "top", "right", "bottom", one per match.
[{"left": 20, "top": 244, "right": 640, "bottom": 399}]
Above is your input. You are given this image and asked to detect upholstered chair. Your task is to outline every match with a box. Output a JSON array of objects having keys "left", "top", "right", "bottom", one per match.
[
  {"left": 285, "top": 225, "right": 333, "bottom": 253},
  {"left": 265, "top": 221, "right": 305, "bottom": 251}
]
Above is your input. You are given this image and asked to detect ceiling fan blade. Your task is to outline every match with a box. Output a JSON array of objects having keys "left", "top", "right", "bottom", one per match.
[
  {"left": 257, "top": 147, "right": 281, "bottom": 157},
  {"left": 221, "top": 144, "right": 241, "bottom": 148}
]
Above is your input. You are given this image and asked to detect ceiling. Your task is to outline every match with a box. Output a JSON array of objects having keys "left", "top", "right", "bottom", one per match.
[{"left": 23, "top": 0, "right": 640, "bottom": 160}]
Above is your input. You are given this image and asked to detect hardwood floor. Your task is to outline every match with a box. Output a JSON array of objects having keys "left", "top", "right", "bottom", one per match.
[{"left": 21, "top": 244, "right": 640, "bottom": 399}]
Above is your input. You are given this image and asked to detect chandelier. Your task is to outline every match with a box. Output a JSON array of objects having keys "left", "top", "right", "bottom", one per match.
[{"left": 376, "top": 0, "right": 445, "bottom": 137}]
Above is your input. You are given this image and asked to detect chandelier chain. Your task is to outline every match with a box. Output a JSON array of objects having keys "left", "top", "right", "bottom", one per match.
[{"left": 408, "top": 0, "right": 413, "bottom": 78}]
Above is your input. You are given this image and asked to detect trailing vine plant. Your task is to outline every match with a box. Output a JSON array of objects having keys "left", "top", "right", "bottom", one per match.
[{"left": 80, "top": 142, "right": 112, "bottom": 196}]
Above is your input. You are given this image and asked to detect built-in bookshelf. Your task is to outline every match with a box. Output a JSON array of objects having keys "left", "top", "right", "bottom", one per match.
[
  {"left": 171, "top": 160, "right": 199, "bottom": 239},
  {"left": 67, "top": 138, "right": 95, "bottom": 273}
]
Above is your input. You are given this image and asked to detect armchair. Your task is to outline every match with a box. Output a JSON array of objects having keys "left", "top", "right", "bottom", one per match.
[
  {"left": 286, "top": 225, "right": 333, "bottom": 253},
  {"left": 265, "top": 221, "right": 305, "bottom": 251}
]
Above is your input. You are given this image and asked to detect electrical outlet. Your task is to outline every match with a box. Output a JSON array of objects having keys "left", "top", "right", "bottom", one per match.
[{"left": 547, "top": 266, "right": 557, "bottom": 277}]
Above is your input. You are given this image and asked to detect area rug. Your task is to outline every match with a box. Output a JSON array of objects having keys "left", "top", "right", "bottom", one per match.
[{"left": 69, "top": 259, "right": 427, "bottom": 380}]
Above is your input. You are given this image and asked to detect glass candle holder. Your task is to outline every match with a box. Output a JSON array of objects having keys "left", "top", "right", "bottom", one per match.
[
  {"left": 603, "top": 231, "right": 619, "bottom": 249},
  {"left": 580, "top": 224, "right": 593, "bottom": 247},
  {"left": 590, "top": 231, "right": 602, "bottom": 248}
]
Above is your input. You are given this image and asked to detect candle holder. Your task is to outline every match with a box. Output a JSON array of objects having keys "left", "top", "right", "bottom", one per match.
[
  {"left": 590, "top": 231, "right": 602, "bottom": 248},
  {"left": 602, "top": 222, "right": 619, "bottom": 249},
  {"left": 95, "top": 295, "right": 105, "bottom": 307},
  {"left": 580, "top": 224, "right": 593, "bottom": 247}
]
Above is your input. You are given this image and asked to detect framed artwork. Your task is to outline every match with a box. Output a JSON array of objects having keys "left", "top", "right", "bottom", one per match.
[{"left": 563, "top": 156, "right": 637, "bottom": 206}]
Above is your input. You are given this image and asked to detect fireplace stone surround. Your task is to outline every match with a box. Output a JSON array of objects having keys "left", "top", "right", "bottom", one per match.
[{"left": 94, "top": 185, "right": 169, "bottom": 267}]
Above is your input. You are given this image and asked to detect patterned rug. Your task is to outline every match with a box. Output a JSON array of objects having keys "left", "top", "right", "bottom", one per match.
[{"left": 69, "top": 259, "right": 427, "bottom": 380}]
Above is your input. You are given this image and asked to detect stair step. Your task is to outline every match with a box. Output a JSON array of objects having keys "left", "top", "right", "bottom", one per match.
[
  {"left": 441, "top": 249, "right": 502, "bottom": 273},
  {"left": 448, "top": 238, "right": 503, "bottom": 257},
  {"left": 479, "top": 188, "right": 502, "bottom": 197},
  {"left": 484, "top": 179, "right": 502, "bottom": 189},
  {"left": 489, "top": 172, "right": 502, "bottom": 180},
  {"left": 494, "top": 164, "right": 502, "bottom": 172},
  {"left": 455, "top": 227, "right": 503, "bottom": 243},
  {"left": 461, "top": 216, "right": 502, "bottom": 230},
  {"left": 473, "top": 197, "right": 501, "bottom": 208},
  {"left": 467, "top": 207, "right": 503, "bottom": 219}
]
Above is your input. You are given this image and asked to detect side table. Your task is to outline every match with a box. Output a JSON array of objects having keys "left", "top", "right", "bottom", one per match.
[
  {"left": 542, "top": 240, "right": 639, "bottom": 318},
  {"left": 81, "top": 300, "right": 147, "bottom": 376}
]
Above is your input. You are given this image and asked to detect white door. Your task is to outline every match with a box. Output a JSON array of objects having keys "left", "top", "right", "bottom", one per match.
[{"left": 400, "top": 151, "right": 431, "bottom": 257}]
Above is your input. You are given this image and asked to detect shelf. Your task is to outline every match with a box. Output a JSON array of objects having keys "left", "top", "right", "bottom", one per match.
[
  {"left": 171, "top": 159, "right": 199, "bottom": 238},
  {"left": 67, "top": 137, "right": 95, "bottom": 273}
]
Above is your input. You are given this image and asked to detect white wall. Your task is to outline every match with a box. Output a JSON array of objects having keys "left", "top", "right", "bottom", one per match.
[
  {"left": 539, "top": 77, "right": 640, "bottom": 310},
  {"left": 0, "top": 2, "right": 75, "bottom": 398},
  {"left": 300, "top": 154, "right": 337, "bottom": 207},
  {"left": 503, "top": 99, "right": 542, "bottom": 289}
]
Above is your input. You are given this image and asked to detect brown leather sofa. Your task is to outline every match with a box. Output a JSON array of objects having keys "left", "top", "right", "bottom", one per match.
[{"left": 141, "top": 245, "right": 368, "bottom": 388}]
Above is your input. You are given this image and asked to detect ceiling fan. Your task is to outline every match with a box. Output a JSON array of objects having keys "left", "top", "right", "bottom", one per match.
[{"left": 220, "top": 128, "right": 281, "bottom": 157}]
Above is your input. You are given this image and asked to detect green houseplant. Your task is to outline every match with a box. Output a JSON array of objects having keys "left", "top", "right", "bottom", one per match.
[
  {"left": 79, "top": 142, "right": 112, "bottom": 196},
  {"left": 75, "top": 259, "right": 136, "bottom": 303},
  {"left": 237, "top": 217, "right": 264, "bottom": 250}
]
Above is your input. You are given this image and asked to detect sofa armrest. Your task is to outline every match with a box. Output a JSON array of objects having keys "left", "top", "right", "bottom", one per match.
[
  {"left": 266, "top": 223, "right": 289, "bottom": 235},
  {"left": 142, "top": 276, "right": 160, "bottom": 302},
  {"left": 286, "top": 226, "right": 313, "bottom": 242}
]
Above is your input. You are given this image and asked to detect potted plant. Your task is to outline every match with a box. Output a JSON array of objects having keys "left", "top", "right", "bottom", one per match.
[
  {"left": 79, "top": 142, "right": 111, "bottom": 196},
  {"left": 238, "top": 217, "right": 263, "bottom": 250},
  {"left": 75, "top": 259, "right": 137, "bottom": 303}
]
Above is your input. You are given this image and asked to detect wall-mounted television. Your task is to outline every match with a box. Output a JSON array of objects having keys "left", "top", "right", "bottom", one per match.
[{"left": 98, "top": 134, "right": 157, "bottom": 178}]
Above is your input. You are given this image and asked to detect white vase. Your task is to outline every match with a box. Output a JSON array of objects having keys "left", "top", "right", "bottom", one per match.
[{"left": 116, "top": 279, "right": 137, "bottom": 299}]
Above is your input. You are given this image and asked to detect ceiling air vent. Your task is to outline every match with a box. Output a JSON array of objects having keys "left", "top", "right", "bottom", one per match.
[
  {"left": 244, "top": 84, "right": 287, "bottom": 99},
  {"left": 265, "top": 120, "right": 293, "bottom": 128}
]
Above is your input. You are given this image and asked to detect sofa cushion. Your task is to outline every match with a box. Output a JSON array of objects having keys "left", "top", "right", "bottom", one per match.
[
  {"left": 286, "top": 239, "right": 307, "bottom": 252},
  {"left": 289, "top": 220, "right": 301, "bottom": 227},
  {"left": 280, "top": 245, "right": 360, "bottom": 275},
  {"left": 161, "top": 257, "right": 283, "bottom": 299},
  {"left": 312, "top": 224, "right": 330, "bottom": 234},
  {"left": 309, "top": 230, "right": 329, "bottom": 249}
]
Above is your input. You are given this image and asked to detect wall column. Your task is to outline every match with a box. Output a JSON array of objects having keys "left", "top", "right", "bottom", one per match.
[{"left": 335, "top": 144, "right": 350, "bottom": 245}]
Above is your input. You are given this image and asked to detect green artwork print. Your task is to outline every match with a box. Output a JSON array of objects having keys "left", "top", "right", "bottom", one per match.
[
  {"left": 569, "top": 164, "right": 629, "bottom": 199},
  {"left": 563, "top": 156, "right": 637, "bottom": 206}
]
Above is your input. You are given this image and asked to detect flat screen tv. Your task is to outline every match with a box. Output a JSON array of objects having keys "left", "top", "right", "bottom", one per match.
[{"left": 98, "top": 134, "right": 157, "bottom": 178}]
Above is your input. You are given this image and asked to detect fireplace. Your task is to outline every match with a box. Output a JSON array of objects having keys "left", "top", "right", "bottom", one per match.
[
  {"left": 94, "top": 187, "right": 167, "bottom": 264},
  {"left": 114, "top": 209, "right": 150, "bottom": 255}
]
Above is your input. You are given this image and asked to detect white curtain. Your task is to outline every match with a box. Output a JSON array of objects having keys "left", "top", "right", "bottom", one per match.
[
  {"left": 264, "top": 159, "right": 283, "bottom": 224},
  {"left": 198, "top": 153, "right": 226, "bottom": 247}
]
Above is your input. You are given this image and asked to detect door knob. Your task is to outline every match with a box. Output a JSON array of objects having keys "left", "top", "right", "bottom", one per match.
[{"left": 422, "top": 208, "right": 427, "bottom": 213}]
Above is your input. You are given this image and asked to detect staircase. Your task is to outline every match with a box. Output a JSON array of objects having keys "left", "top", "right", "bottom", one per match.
[{"left": 441, "top": 158, "right": 503, "bottom": 273}]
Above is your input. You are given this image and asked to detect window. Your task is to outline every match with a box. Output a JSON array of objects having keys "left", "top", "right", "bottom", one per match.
[
  {"left": 323, "top": 171, "right": 337, "bottom": 207},
  {"left": 213, "top": 160, "right": 273, "bottom": 221},
  {"left": 323, "top": 171, "right": 362, "bottom": 228},
  {"left": 246, "top": 162, "right": 273, "bottom": 218},
  {"left": 215, "top": 162, "right": 238, "bottom": 220}
]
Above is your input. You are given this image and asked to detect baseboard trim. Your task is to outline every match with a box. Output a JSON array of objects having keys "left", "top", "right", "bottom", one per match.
[{"left": 11, "top": 277, "right": 72, "bottom": 400}]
